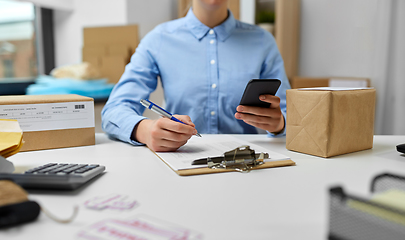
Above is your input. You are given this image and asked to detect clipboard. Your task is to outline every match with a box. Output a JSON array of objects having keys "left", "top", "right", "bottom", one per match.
[
  {"left": 150, "top": 144, "right": 296, "bottom": 176},
  {"left": 173, "top": 159, "right": 296, "bottom": 176}
]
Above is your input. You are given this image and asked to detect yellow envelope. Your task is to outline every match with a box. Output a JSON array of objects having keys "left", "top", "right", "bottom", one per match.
[{"left": 0, "top": 119, "right": 24, "bottom": 158}]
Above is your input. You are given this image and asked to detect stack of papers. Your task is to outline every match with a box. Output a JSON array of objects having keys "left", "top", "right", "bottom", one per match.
[
  {"left": 349, "top": 189, "right": 405, "bottom": 226},
  {"left": 155, "top": 135, "right": 291, "bottom": 171},
  {"left": 0, "top": 119, "right": 23, "bottom": 158}
]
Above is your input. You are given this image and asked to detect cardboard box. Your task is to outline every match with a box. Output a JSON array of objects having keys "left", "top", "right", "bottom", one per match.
[
  {"left": 101, "top": 55, "right": 127, "bottom": 85},
  {"left": 290, "top": 77, "right": 371, "bottom": 89},
  {"left": 286, "top": 88, "right": 376, "bottom": 158},
  {"left": 0, "top": 95, "right": 95, "bottom": 152},
  {"left": 82, "top": 25, "right": 139, "bottom": 83}
]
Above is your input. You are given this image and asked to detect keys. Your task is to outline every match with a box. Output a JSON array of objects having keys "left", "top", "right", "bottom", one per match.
[
  {"left": 25, "top": 163, "right": 58, "bottom": 173},
  {"left": 25, "top": 163, "right": 100, "bottom": 175},
  {"left": 74, "top": 165, "right": 99, "bottom": 174}
]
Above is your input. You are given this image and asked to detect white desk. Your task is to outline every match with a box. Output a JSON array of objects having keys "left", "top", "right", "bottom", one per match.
[{"left": 2, "top": 134, "right": 405, "bottom": 240}]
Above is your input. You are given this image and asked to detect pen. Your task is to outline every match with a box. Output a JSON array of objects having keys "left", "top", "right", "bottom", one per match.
[
  {"left": 192, "top": 153, "right": 269, "bottom": 165},
  {"left": 140, "top": 99, "right": 202, "bottom": 137}
]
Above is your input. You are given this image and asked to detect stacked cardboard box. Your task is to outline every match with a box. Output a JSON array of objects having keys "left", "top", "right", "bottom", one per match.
[
  {"left": 82, "top": 25, "right": 139, "bottom": 83},
  {"left": 290, "top": 77, "right": 370, "bottom": 89},
  {"left": 0, "top": 95, "right": 95, "bottom": 152}
]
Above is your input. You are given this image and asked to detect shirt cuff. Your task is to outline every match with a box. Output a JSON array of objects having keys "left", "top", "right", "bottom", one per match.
[
  {"left": 125, "top": 117, "right": 148, "bottom": 146},
  {"left": 267, "top": 112, "right": 287, "bottom": 137},
  {"left": 103, "top": 111, "right": 147, "bottom": 146}
]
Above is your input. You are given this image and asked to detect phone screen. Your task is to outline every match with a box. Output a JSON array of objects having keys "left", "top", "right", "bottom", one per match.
[{"left": 239, "top": 79, "right": 281, "bottom": 108}]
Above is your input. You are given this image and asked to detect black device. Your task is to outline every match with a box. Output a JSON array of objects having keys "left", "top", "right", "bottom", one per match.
[
  {"left": 0, "top": 201, "right": 40, "bottom": 228},
  {"left": 0, "top": 162, "right": 105, "bottom": 190},
  {"left": 397, "top": 143, "right": 405, "bottom": 154},
  {"left": 239, "top": 79, "right": 281, "bottom": 108}
]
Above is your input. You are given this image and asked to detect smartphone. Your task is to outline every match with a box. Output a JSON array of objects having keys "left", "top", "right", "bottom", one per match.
[{"left": 239, "top": 79, "right": 281, "bottom": 108}]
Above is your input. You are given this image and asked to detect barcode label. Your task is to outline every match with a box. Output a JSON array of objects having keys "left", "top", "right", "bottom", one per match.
[{"left": 0, "top": 101, "right": 94, "bottom": 132}]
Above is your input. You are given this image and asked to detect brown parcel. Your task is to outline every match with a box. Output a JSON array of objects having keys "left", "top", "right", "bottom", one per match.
[
  {"left": 0, "top": 95, "right": 95, "bottom": 152},
  {"left": 286, "top": 88, "right": 376, "bottom": 158},
  {"left": 290, "top": 77, "right": 370, "bottom": 89}
]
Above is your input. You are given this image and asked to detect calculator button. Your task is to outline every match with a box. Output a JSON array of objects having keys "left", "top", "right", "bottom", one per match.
[
  {"left": 25, "top": 163, "right": 57, "bottom": 173},
  {"left": 37, "top": 165, "right": 60, "bottom": 173},
  {"left": 62, "top": 164, "right": 87, "bottom": 174},
  {"left": 48, "top": 164, "right": 76, "bottom": 174}
]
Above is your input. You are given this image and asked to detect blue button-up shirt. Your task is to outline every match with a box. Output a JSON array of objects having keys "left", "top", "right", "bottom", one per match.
[{"left": 102, "top": 9, "right": 290, "bottom": 145}]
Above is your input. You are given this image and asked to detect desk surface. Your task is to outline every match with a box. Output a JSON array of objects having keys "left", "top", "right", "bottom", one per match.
[{"left": 2, "top": 134, "right": 405, "bottom": 240}]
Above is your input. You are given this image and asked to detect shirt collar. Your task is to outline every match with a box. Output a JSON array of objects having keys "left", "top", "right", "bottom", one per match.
[{"left": 185, "top": 8, "right": 236, "bottom": 42}]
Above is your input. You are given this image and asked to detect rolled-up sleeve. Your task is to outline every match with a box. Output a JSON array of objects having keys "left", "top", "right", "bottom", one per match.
[{"left": 101, "top": 28, "right": 162, "bottom": 145}]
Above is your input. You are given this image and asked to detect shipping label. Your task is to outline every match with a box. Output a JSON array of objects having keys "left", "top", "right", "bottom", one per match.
[{"left": 0, "top": 101, "right": 94, "bottom": 132}]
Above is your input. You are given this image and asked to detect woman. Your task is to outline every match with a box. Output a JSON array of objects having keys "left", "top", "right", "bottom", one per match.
[{"left": 102, "top": 0, "right": 290, "bottom": 152}]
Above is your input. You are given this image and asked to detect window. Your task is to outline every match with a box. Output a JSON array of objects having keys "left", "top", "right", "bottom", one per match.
[
  {"left": 3, "top": 59, "right": 14, "bottom": 78},
  {"left": 0, "top": 0, "right": 55, "bottom": 95},
  {"left": 0, "top": 0, "right": 37, "bottom": 81}
]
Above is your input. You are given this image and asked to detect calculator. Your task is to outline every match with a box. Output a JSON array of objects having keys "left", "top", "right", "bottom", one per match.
[{"left": 0, "top": 162, "right": 105, "bottom": 190}]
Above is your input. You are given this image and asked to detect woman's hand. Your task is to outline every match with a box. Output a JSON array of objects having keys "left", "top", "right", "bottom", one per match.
[
  {"left": 235, "top": 95, "right": 285, "bottom": 134},
  {"left": 134, "top": 115, "right": 197, "bottom": 152}
]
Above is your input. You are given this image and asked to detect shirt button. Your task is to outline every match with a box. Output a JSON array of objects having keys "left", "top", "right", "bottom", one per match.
[
  {"left": 210, "top": 60, "right": 215, "bottom": 64},
  {"left": 209, "top": 30, "right": 214, "bottom": 34},
  {"left": 210, "top": 40, "right": 215, "bottom": 44},
  {"left": 211, "top": 111, "right": 216, "bottom": 116},
  {"left": 211, "top": 83, "right": 217, "bottom": 89}
]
